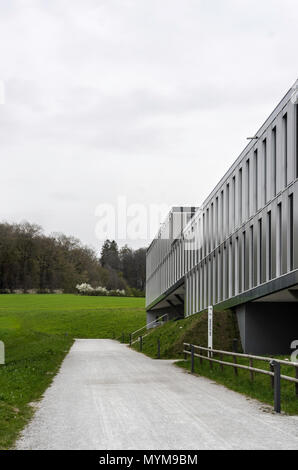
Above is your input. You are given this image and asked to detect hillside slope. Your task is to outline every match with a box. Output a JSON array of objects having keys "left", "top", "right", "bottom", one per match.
[{"left": 131, "top": 309, "right": 241, "bottom": 359}]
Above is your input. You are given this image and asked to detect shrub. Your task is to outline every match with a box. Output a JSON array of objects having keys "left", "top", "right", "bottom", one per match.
[
  {"left": 75, "top": 283, "right": 126, "bottom": 297},
  {"left": 37, "top": 288, "right": 51, "bottom": 294},
  {"left": 128, "top": 287, "right": 145, "bottom": 298},
  {"left": 26, "top": 289, "right": 38, "bottom": 294},
  {"left": 0, "top": 288, "right": 11, "bottom": 294}
]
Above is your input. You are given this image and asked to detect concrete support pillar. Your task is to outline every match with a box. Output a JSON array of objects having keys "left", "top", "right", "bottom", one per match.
[{"left": 235, "top": 302, "right": 298, "bottom": 355}]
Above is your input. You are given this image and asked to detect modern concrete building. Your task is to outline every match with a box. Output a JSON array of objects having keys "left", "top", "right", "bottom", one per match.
[{"left": 146, "top": 81, "right": 298, "bottom": 354}]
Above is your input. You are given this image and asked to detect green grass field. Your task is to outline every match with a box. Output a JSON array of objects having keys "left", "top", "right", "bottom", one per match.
[{"left": 0, "top": 294, "right": 145, "bottom": 449}]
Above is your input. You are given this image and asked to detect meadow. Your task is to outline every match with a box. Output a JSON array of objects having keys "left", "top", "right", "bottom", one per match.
[{"left": 0, "top": 294, "right": 145, "bottom": 449}]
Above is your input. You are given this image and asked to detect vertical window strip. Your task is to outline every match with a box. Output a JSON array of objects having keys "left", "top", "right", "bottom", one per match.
[
  {"left": 283, "top": 113, "right": 288, "bottom": 188},
  {"left": 229, "top": 240, "right": 233, "bottom": 298},
  {"left": 239, "top": 168, "right": 243, "bottom": 225},
  {"left": 263, "top": 139, "right": 267, "bottom": 205},
  {"left": 250, "top": 225, "right": 254, "bottom": 288},
  {"left": 221, "top": 190, "right": 224, "bottom": 241},
  {"left": 296, "top": 105, "right": 298, "bottom": 179},
  {"left": 242, "top": 231, "right": 246, "bottom": 292},
  {"left": 215, "top": 197, "right": 219, "bottom": 247},
  {"left": 254, "top": 149, "right": 258, "bottom": 212},
  {"left": 235, "top": 237, "right": 239, "bottom": 295},
  {"left": 246, "top": 159, "right": 250, "bottom": 218},
  {"left": 277, "top": 203, "right": 282, "bottom": 276},
  {"left": 258, "top": 219, "right": 262, "bottom": 284},
  {"left": 211, "top": 203, "right": 214, "bottom": 251},
  {"left": 217, "top": 249, "right": 221, "bottom": 302},
  {"left": 226, "top": 184, "right": 230, "bottom": 236},
  {"left": 289, "top": 194, "right": 294, "bottom": 271},
  {"left": 232, "top": 176, "right": 236, "bottom": 229},
  {"left": 267, "top": 211, "right": 272, "bottom": 281},
  {"left": 272, "top": 127, "right": 277, "bottom": 196}
]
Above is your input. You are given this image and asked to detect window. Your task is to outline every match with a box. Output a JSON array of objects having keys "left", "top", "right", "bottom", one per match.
[
  {"left": 263, "top": 139, "right": 267, "bottom": 204},
  {"left": 289, "top": 194, "right": 294, "bottom": 271},
  {"left": 221, "top": 190, "right": 224, "bottom": 240},
  {"left": 199, "top": 264, "right": 203, "bottom": 310},
  {"left": 239, "top": 168, "right": 243, "bottom": 224},
  {"left": 206, "top": 208, "right": 209, "bottom": 254},
  {"left": 198, "top": 218, "right": 202, "bottom": 262},
  {"left": 213, "top": 253, "right": 216, "bottom": 304},
  {"left": 202, "top": 213, "right": 205, "bottom": 258},
  {"left": 246, "top": 159, "right": 250, "bottom": 218},
  {"left": 211, "top": 203, "right": 214, "bottom": 250},
  {"left": 215, "top": 197, "right": 219, "bottom": 246},
  {"left": 242, "top": 231, "right": 246, "bottom": 292},
  {"left": 204, "top": 260, "right": 207, "bottom": 308},
  {"left": 254, "top": 149, "right": 258, "bottom": 212},
  {"left": 277, "top": 203, "right": 282, "bottom": 276},
  {"left": 296, "top": 105, "right": 298, "bottom": 179},
  {"left": 258, "top": 219, "right": 262, "bottom": 284},
  {"left": 217, "top": 249, "right": 221, "bottom": 302},
  {"left": 272, "top": 127, "right": 277, "bottom": 196},
  {"left": 223, "top": 245, "right": 227, "bottom": 299},
  {"left": 208, "top": 256, "right": 212, "bottom": 306},
  {"left": 226, "top": 184, "right": 230, "bottom": 236},
  {"left": 229, "top": 240, "right": 233, "bottom": 298},
  {"left": 249, "top": 225, "right": 254, "bottom": 288},
  {"left": 235, "top": 237, "right": 239, "bottom": 295},
  {"left": 267, "top": 211, "right": 272, "bottom": 281},
  {"left": 232, "top": 176, "right": 236, "bottom": 229},
  {"left": 283, "top": 113, "right": 288, "bottom": 187}
]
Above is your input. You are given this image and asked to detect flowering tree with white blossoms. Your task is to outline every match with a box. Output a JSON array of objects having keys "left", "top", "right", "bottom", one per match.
[{"left": 76, "top": 283, "right": 126, "bottom": 297}]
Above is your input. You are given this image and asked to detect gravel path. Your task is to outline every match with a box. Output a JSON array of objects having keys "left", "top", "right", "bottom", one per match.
[{"left": 16, "top": 339, "right": 298, "bottom": 450}]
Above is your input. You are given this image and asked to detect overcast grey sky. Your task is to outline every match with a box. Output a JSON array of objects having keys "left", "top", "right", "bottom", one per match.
[{"left": 0, "top": 0, "right": 297, "bottom": 252}]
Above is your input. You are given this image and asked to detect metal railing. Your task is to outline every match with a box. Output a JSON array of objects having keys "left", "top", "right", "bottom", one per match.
[
  {"left": 183, "top": 343, "right": 298, "bottom": 413},
  {"left": 129, "top": 314, "right": 168, "bottom": 345},
  {"left": 134, "top": 335, "right": 161, "bottom": 358}
]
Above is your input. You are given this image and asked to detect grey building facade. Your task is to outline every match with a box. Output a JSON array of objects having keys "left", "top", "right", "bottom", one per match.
[{"left": 146, "top": 82, "right": 298, "bottom": 354}]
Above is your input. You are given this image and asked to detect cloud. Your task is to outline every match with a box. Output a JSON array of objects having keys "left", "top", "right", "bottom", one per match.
[{"left": 0, "top": 0, "right": 297, "bottom": 249}]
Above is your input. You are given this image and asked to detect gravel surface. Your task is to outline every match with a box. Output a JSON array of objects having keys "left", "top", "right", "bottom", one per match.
[{"left": 15, "top": 339, "right": 298, "bottom": 450}]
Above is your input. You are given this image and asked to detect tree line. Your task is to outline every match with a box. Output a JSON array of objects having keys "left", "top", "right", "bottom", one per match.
[{"left": 0, "top": 222, "right": 146, "bottom": 296}]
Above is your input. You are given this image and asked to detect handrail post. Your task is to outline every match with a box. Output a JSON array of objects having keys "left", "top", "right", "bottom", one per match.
[
  {"left": 233, "top": 354, "right": 238, "bottom": 376},
  {"left": 129, "top": 333, "right": 132, "bottom": 347},
  {"left": 209, "top": 350, "right": 213, "bottom": 370},
  {"left": 220, "top": 353, "right": 224, "bottom": 372},
  {"left": 249, "top": 358, "right": 254, "bottom": 381},
  {"left": 191, "top": 344, "right": 194, "bottom": 373},
  {"left": 139, "top": 335, "right": 143, "bottom": 352},
  {"left": 270, "top": 360, "right": 281, "bottom": 413},
  {"left": 270, "top": 363, "right": 275, "bottom": 389}
]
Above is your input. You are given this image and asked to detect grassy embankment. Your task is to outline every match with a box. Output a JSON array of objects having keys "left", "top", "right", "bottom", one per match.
[
  {"left": 0, "top": 294, "right": 145, "bottom": 449},
  {"left": 131, "top": 310, "right": 298, "bottom": 415}
]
